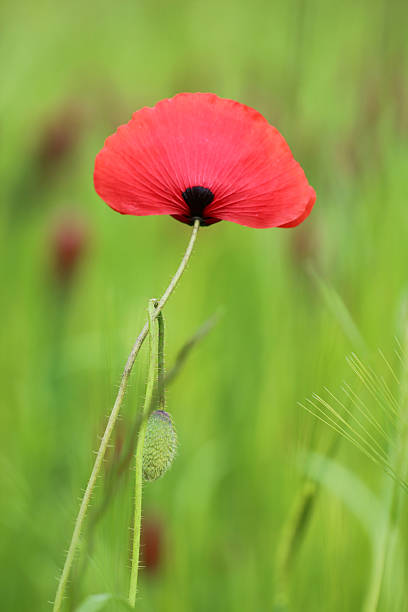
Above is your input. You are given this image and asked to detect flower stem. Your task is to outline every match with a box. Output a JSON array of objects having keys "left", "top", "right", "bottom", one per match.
[
  {"left": 52, "top": 219, "right": 200, "bottom": 612},
  {"left": 128, "top": 300, "right": 158, "bottom": 606}
]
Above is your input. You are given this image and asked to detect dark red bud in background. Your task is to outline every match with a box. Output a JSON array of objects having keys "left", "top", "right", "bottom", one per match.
[
  {"left": 37, "top": 104, "right": 83, "bottom": 176},
  {"left": 50, "top": 212, "right": 88, "bottom": 285}
]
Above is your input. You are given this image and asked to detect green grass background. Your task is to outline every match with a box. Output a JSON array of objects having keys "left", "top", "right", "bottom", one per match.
[{"left": 1, "top": 0, "right": 408, "bottom": 610}]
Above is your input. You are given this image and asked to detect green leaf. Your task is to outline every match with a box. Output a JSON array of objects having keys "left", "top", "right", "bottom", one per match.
[
  {"left": 301, "top": 451, "right": 384, "bottom": 542},
  {"left": 75, "top": 593, "right": 132, "bottom": 612}
]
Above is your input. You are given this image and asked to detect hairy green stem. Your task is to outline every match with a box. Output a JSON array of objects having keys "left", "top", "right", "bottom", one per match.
[
  {"left": 157, "top": 312, "right": 166, "bottom": 409},
  {"left": 52, "top": 220, "right": 200, "bottom": 612},
  {"left": 128, "top": 300, "right": 158, "bottom": 606}
]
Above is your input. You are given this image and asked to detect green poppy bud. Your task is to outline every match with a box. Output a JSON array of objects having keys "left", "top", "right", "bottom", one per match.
[{"left": 143, "top": 410, "right": 177, "bottom": 481}]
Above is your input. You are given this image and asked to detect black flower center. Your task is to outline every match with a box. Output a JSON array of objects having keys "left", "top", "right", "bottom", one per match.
[{"left": 182, "top": 186, "right": 214, "bottom": 225}]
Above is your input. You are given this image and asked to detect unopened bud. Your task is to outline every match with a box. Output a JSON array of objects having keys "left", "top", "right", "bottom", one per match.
[{"left": 143, "top": 410, "right": 177, "bottom": 481}]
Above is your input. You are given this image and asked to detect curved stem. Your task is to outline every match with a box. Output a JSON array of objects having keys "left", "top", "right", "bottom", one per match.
[
  {"left": 128, "top": 301, "right": 158, "bottom": 606},
  {"left": 53, "top": 220, "right": 200, "bottom": 612}
]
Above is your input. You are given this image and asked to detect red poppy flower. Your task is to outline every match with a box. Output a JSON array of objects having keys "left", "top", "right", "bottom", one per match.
[{"left": 94, "top": 93, "right": 315, "bottom": 229}]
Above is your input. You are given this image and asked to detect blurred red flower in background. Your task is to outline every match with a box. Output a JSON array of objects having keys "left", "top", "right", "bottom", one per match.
[
  {"left": 140, "top": 515, "right": 163, "bottom": 574},
  {"left": 94, "top": 93, "right": 315, "bottom": 229}
]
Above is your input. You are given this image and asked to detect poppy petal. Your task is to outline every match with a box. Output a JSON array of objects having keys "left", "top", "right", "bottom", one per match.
[
  {"left": 278, "top": 187, "right": 316, "bottom": 228},
  {"left": 94, "top": 93, "right": 316, "bottom": 228}
]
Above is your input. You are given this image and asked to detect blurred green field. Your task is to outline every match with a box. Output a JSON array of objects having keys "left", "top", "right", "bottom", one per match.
[{"left": 1, "top": 0, "right": 408, "bottom": 610}]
